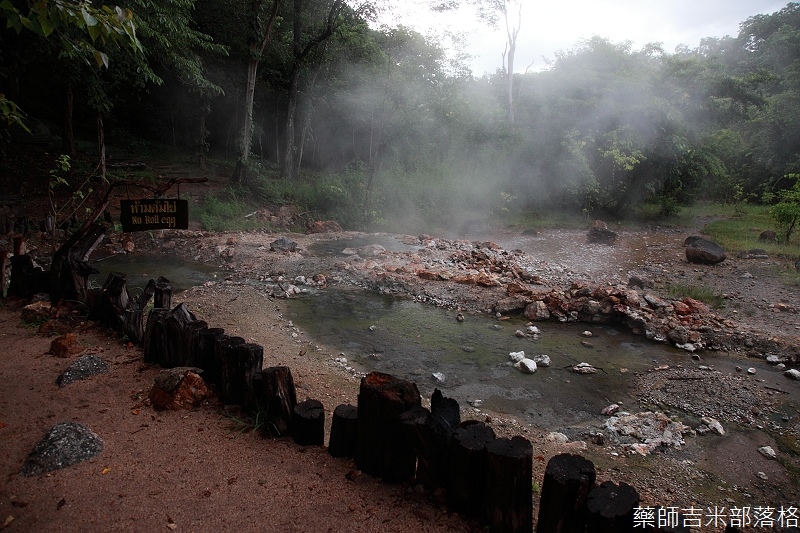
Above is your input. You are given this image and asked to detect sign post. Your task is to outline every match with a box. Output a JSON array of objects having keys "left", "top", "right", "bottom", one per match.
[{"left": 120, "top": 199, "right": 189, "bottom": 232}]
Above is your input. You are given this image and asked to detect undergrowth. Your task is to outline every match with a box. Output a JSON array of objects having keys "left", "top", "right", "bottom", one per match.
[{"left": 666, "top": 283, "right": 725, "bottom": 309}]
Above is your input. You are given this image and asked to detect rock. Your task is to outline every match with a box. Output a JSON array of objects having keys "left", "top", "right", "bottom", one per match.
[
  {"left": 521, "top": 228, "right": 540, "bottom": 236},
  {"left": 469, "top": 399, "right": 483, "bottom": 408},
  {"left": 21, "top": 422, "right": 103, "bottom": 476},
  {"left": 701, "top": 417, "right": 725, "bottom": 435},
  {"left": 684, "top": 236, "right": 726, "bottom": 265},
  {"left": 784, "top": 369, "right": 800, "bottom": 380},
  {"left": 56, "top": 355, "right": 109, "bottom": 386},
  {"left": 757, "top": 471, "right": 768, "bottom": 480},
  {"left": 526, "top": 325, "right": 540, "bottom": 335},
  {"left": 581, "top": 330, "right": 593, "bottom": 337},
  {"left": 307, "top": 220, "right": 343, "bottom": 233},
  {"left": 509, "top": 351, "right": 526, "bottom": 363},
  {"left": 431, "top": 372, "right": 446, "bottom": 384},
  {"left": 628, "top": 275, "right": 654, "bottom": 289},
  {"left": 270, "top": 236, "right": 298, "bottom": 252},
  {"left": 21, "top": 301, "right": 51, "bottom": 324},
  {"left": 357, "top": 244, "right": 385, "bottom": 258},
  {"left": 667, "top": 326, "right": 689, "bottom": 345},
  {"left": 49, "top": 333, "right": 85, "bottom": 358},
  {"left": 601, "top": 403, "right": 620, "bottom": 416},
  {"left": 759, "top": 230, "right": 777, "bottom": 242},
  {"left": 524, "top": 301, "right": 550, "bottom": 321},
  {"left": 766, "top": 354, "right": 783, "bottom": 364},
  {"left": 587, "top": 220, "right": 617, "bottom": 244},
  {"left": 532, "top": 354, "right": 551, "bottom": 367},
  {"left": 747, "top": 368, "right": 757, "bottom": 375},
  {"left": 149, "top": 369, "right": 209, "bottom": 410},
  {"left": 494, "top": 296, "right": 531, "bottom": 314},
  {"left": 514, "top": 329, "right": 525, "bottom": 338},
  {"left": 514, "top": 358, "right": 537, "bottom": 374},
  {"left": 572, "top": 362, "right": 596, "bottom": 374},
  {"left": 758, "top": 445, "right": 777, "bottom": 459},
  {"left": 605, "top": 411, "right": 691, "bottom": 453},
  {"left": 546, "top": 432, "right": 569, "bottom": 443}
]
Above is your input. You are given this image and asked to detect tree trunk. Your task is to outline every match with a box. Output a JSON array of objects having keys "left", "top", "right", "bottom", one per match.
[
  {"left": 483, "top": 435, "right": 533, "bottom": 533},
  {"left": 537, "top": 453, "right": 597, "bottom": 533},
  {"left": 236, "top": 57, "right": 259, "bottom": 182},
  {"left": 280, "top": 65, "right": 301, "bottom": 180},
  {"left": 97, "top": 113, "right": 106, "bottom": 180},
  {"left": 328, "top": 403, "right": 358, "bottom": 458},
  {"left": 49, "top": 222, "right": 105, "bottom": 305},
  {"left": 355, "top": 372, "right": 421, "bottom": 483},
  {"left": 63, "top": 84, "right": 76, "bottom": 157}
]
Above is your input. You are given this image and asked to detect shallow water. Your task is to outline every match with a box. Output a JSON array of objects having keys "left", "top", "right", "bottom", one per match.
[
  {"left": 286, "top": 287, "right": 791, "bottom": 432},
  {"left": 308, "top": 234, "right": 420, "bottom": 255},
  {"left": 90, "top": 254, "right": 221, "bottom": 293}
]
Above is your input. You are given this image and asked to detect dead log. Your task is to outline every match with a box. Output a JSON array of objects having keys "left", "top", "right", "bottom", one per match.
[
  {"left": 50, "top": 222, "right": 105, "bottom": 305},
  {"left": 483, "top": 435, "right": 533, "bottom": 533},
  {"left": 447, "top": 421, "right": 496, "bottom": 518},
  {"left": 585, "top": 481, "right": 640, "bottom": 532},
  {"left": 537, "top": 453, "right": 597, "bottom": 533},
  {"left": 400, "top": 389, "right": 460, "bottom": 489},
  {"left": 328, "top": 404, "right": 358, "bottom": 458},
  {"left": 355, "top": 372, "right": 421, "bottom": 483},
  {"left": 7, "top": 254, "right": 49, "bottom": 298},
  {"left": 254, "top": 366, "right": 297, "bottom": 437},
  {"left": 292, "top": 399, "right": 325, "bottom": 446}
]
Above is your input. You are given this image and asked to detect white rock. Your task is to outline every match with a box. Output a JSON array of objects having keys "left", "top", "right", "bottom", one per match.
[
  {"left": 509, "top": 351, "right": 526, "bottom": 363},
  {"left": 758, "top": 445, "right": 777, "bottom": 459},
  {"left": 572, "top": 362, "right": 597, "bottom": 374},
  {"left": 469, "top": 399, "right": 483, "bottom": 408},
  {"left": 702, "top": 417, "right": 726, "bottom": 436},
  {"left": 784, "top": 369, "right": 800, "bottom": 380},
  {"left": 526, "top": 325, "right": 541, "bottom": 335},
  {"left": 532, "top": 354, "right": 551, "bottom": 367},
  {"left": 432, "top": 372, "right": 446, "bottom": 383},
  {"left": 747, "top": 367, "right": 757, "bottom": 375},
  {"left": 601, "top": 403, "right": 620, "bottom": 416},
  {"left": 757, "top": 471, "right": 768, "bottom": 480},
  {"left": 514, "top": 358, "right": 538, "bottom": 374},
  {"left": 581, "top": 330, "right": 593, "bottom": 337},
  {"left": 546, "top": 432, "right": 569, "bottom": 443}
]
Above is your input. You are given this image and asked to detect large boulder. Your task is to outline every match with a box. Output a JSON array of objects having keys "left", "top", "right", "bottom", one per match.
[
  {"left": 587, "top": 220, "right": 617, "bottom": 245},
  {"left": 684, "top": 236, "right": 726, "bottom": 265},
  {"left": 149, "top": 367, "right": 209, "bottom": 411}
]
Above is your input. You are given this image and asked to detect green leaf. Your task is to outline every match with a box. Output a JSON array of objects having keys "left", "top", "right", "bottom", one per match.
[
  {"left": 81, "top": 7, "right": 98, "bottom": 27},
  {"left": 93, "top": 50, "right": 109, "bottom": 69}
]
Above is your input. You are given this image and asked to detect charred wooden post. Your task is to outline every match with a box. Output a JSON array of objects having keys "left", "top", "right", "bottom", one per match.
[
  {"left": 154, "top": 277, "right": 172, "bottom": 309},
  {"left": 537, "top": 453, "right": 597, "bottom": 533},
  {"left": 400, "top": 389, "right": 460, "bottom": 489},
  {"left": 585, "top": 481, "right": 640, "bottom": 532},
  {"left": 292, "top": 399, "right": 325, "bottom": 446},
  {"left": 218, "top": 336, "right": 245, "bottom": 404},
  {"left": 95, "top": 272, "right": 129, "bottom": 330},
  {"left": 239, "top": 343, "right": 263, "bottom": 412},
  {"left": 49, "top": 222, "right": 105, "bottom": 305},
  {"left": 122, "top": 278, "right": 158, "bottom": 345},
  {"left": 184, "top": 319, "right": 208, "bottom": 367},
  {"left": 356, "top": 372, "right": 421, "bottom": 483},
  {"left": 7, "top": 255, "right": 48, "bottom": 299},
  {"left": 143, "top": 308, "right": 168, "bottom": 364},
  {"left": 255, "top": 366, "right": 297, "bottom": 437},
  {"left": 197, "top": 327, "right": 225, "bottom": 385},
  {"left": 161, "top": 303, "right": 197, "bottom": 368},
  {"left": 447, "top": 421, "right": 495, "bottom": 518},
  {"left": 13, "top": 236, "right": 26, "bottom": 256},
  {"left": 483, "top": 435, "right": 533, "bottom": 533},
  {"left": 328, "top": 404, "right": 358, "bottom": 458}
]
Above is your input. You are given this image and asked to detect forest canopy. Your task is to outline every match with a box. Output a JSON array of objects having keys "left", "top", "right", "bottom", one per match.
[{"left": 2, "top": 1, "right": 799, "bottom": 230}]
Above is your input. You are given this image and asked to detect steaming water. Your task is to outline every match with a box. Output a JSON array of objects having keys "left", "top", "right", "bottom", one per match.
[
  {"left": 286, "top": 287, "right": 790, "bottom": 432},
  {"left": 308, "top": 234, "right": 420, "bottom": 255},
  {"left": 90, "top": 254, "right": 221, "bottom": 292}
]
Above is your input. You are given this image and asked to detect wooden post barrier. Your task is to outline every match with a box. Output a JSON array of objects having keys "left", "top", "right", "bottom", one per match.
[
  {"left": 154, "top": 277, "right": 172, "bottom": 309},
  {"left": 96, "top": 272, "right": 130, "bottom": 330},
  {"left": 255, "top": 366, "right": 297, "bottom": 437},
  {"left": 536, "top": 453, "right": 597, "bottom": 533},
  {"left": 356, "top": 372, "right": 421, "bottom": 483},
  {"left": 7, "top": 255, "right": 49, "bottom": 299},
  {"left": 161, "top": 303, "right": 197, "bottom": 368},
  {"left": 197, "top": 327, "right": 225, "bottom": 385},
  {"left": 218, "top": 336, "right": 245, "bottom": 404},
  {"left": 122, "top": 278, "right": 159, "bottom": 345},
  {"left": 0, "top": 250, "right": 8, "bottom": 298},
  {"left": 239, "top": 343, "right": 263, "bottom": 412},
  {"left": 143, "top": 308, "right": 168, "bottom": 364},
  {"left": 585, "top": 480, "right": 640, "bottom": 532},
  {"left": 49, "top": 222, "right": 104, "bottom": 305},
  {"left": 328, "top": 404, "right": 358, "bottom": 458},
  {"left": 447, "top": 421, "right": 495, "bottom": 518},
  {"left": 484, "top": 435, "right": 533, "bottom": 533},
  {"left": 292, "top": 399, "right": 325, "bottom": 446},
  {"left": 400, "top": 389, "right": 460, "bottom": 489}
]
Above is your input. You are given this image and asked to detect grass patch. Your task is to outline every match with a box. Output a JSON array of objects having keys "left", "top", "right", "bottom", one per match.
[
  {"left": 666, "top": 283, "right": 725, "bottom": 309},
  {"left": 195, "top": 193, "right": 266, "bottom": 232}
]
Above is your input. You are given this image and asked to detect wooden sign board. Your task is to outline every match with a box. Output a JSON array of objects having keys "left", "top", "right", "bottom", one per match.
[{"left": 120, "top": 199, "right": 189, "bottom": 232}]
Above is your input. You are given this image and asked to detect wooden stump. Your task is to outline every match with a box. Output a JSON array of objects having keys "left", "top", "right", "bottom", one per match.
[
  {"left": 585, "top": 481, "right": 640, "bottom": 533},
  {"left": 447, "top": 421, "right": 496, "bottom": 517},
  {"left": 0, "top": 250, "right": 8, "bottom": 298},
  {"left": 7, "top": 254, "right": 49, "bottom": 299},
  {"left": 95, "top": 272, "right": 130, "bottom": 330},
  {"left": 537, "top": 453, "right": 597, "bottom": 533},
  {"left": 240, "top": 343, "right": 263, "bottom": 411},
  {"left": 356, "top": 372, "right": 421, "bottom": 483},
  {"left": 197, "top": 327, "right": 225, "bottom": 385},
  {"left": 154, "top": 277, "right": 172, "bottom": 309},
  {"left": 292, "top": 399, "right": 325, "bottom": 446},
  {"left": 143, "top": 308, "right": 168, "bottom": 364},
  {"left": 400, "top": 389, "right": 460, "bottom": 488},
  {"left": 183, "top": 319, "right": 208, "bottom": 367},
  {"left": 484, "top": 435, "right": 533, "bottom": 533},
  {"left": 328, "top": 404, "right": 358, "bottom": 458},
  {"left": 122, "top": 278, "right": 159, "bottom": 345},
  {"left": 218, "top": 336, "right": 245, "bottom": 404},
  {"left": 254, "top": 366, "right": 297, "bottom": 437},
  {"left": 161, "top": 303, "right": 197, "bottom": 368}
]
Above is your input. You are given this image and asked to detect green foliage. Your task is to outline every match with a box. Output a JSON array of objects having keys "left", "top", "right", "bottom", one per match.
[
  {"left": 666, "top": 283, "right": 724, "bottom": 309},
  {"left": 47, "top": 154, "right": 105, "bottom": 236},
  {"left": 195, "top": 193, "right": 265, "bottom": 232},
  {"left": 768, "top": 174, "right": 800, "bottom": 244}
]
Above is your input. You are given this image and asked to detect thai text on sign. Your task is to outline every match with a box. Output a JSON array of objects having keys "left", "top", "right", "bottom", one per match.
[{"left": 120, "top": 199, "right": 189, "bottom": 232}]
